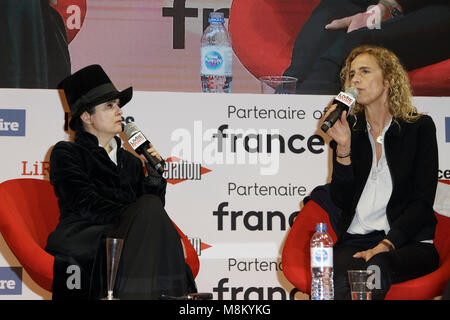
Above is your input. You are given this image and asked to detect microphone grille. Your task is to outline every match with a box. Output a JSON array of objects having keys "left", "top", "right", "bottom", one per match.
[
  {"left": 124, "top": 122, "right": 139, "bottom": 138},
  {"left": 345, "top": 87, "right": 359, "bottom": 99}
]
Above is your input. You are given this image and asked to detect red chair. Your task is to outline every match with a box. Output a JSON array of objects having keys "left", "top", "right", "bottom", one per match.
[
  {"left": 0, "top": 178, "right": 200, "bottom": 294},
  {"left": 229, "top": 0, "right": 450, "bottom": 96},
  {"left": 282, "top": 200, "right": 337, "bottom": 295},
  {"left": 282, "top": 190, "right": 450, "bottom": 300}
]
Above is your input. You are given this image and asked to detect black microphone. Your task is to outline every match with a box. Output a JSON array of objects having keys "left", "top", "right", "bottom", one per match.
[
  {"left": 321, "top": 87, "right": 359, "bottom": 133},
  {"left": 124, "top": 123, "right": 165, "bottom": 175}
]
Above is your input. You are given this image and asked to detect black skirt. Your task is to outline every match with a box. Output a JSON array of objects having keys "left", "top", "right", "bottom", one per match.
[{"left": 108, "top": 194, "right": 195, "bottom": 299}]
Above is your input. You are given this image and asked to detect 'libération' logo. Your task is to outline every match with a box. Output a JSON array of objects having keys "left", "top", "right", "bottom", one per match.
[
  {"left": 164, "top": 157, "right": 211, "bottom": 185},
  {"left": 188, "top": 237, "right": 211, "bottom": 256}
]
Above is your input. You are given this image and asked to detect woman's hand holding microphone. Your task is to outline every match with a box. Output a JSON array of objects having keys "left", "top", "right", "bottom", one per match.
[{"left": 322, "top": 103, "right": 352, "bottom": 165}]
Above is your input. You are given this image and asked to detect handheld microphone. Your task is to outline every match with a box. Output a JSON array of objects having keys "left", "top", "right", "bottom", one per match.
[
  {"left": 321, "top": 87, "right": 359, "bottom": 133},
  {"left": 124, "top": 123, "right": 165, "bottom": 175}
]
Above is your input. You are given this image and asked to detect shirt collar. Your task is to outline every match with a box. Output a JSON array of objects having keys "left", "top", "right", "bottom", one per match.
[
  {"left": 366, "top": 117, "right": 393, "bottom": 135},
  {"left": 351, "top": 112, "right": 401, "bottom": 138},
  {"left": 99, "top": 137, "right": 119, "bottom": 165}
]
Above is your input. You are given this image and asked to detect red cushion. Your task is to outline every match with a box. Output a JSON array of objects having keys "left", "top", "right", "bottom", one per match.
[
  {"left": 282, "top": 190, "right": 450, "bottom": 299},
  {"left": 386, "top": 180, "right": 450, "bottom": 300},
  {"left": 0, "top": 179, "right": 58, "bottom": 292},
  {"left": 0, "top": 178, "right": 200, "bottom": 293},
  {"left": 385, "top": 213, "right": 450, "bottom": 299},
  {"left": 171, "top": 221, "right": 200, "bottom": 278},
  {"left": 229, "top": 0, "right": 319, "bottom": 79},
  {"left": 408, "top": 60, "right": 450, "bottom": 96},
  {"left": 282, "top": 200, "right": 337, "bottom": 293}
]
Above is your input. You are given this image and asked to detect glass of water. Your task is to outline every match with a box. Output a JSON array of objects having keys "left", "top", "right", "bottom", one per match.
[
  {"left": 259, "top": 76, "right": 298, "bottom": 94},
  {"left": 102, "top": 238, "right": 124, "bottom": 300},
  {"left": 347, "top": 269, "right": 376, "bottom": 300}
]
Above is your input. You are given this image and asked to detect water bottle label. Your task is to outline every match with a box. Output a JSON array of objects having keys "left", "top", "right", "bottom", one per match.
[
  {"left": 201, "top": 46, "right": 232, "bottom": 76},
  {"left": 311, "top": 248, "right": 333, "bottom": 268}
]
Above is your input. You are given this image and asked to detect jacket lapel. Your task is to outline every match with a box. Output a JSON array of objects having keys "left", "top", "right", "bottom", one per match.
[
  {"left": 350, "top": 113, "right": 373, "bottom": 210},
  {"left": 75, "top": 131, "right": 121, "bottom": 173}
]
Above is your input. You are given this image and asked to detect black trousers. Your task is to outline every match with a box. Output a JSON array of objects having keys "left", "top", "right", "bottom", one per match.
[
  {"left": 333, "top": 231, "right": 439, "bottom": 300},
  {"left": 108, "top": 194, "right": 196, "bottom": 299},
  {"left": 284, "top": 0, "right": 450, "bottom": 94}
]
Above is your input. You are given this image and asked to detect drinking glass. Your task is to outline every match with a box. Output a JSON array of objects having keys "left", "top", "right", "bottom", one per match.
[
  {"left": 102, "top": 238, "right": 124, "bottom": 300},
  {"left": 259, "top": 76, "right": 297, "bottom": 94},
  {"left": 347, "top": 269, "right": 376, "bottom": 300}
]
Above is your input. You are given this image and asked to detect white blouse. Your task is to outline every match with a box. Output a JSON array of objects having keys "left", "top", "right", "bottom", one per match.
[
  {"left": 347, "top": 119, "right": 392, "bottom": 235},
  {"left": 100, "top": 137, "right": 118, "bottom": 165}
]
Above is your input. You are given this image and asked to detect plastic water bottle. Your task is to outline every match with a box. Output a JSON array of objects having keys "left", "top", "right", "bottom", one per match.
[
  {"left": 310, "top": 222, "right": 334, "bottom": 300},
  {"left": 200, "top": 12, "right": 232, "bottom": 93}
]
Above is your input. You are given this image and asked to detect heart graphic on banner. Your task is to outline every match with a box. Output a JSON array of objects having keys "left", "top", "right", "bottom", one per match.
[{"left": 50, "top": 0, "right": 87, "bottom": 43}]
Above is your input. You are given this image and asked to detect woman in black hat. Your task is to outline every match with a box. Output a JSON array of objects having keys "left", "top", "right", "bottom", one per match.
[{"left": 45, "top": 64, "right": 196, "bottom": 299}]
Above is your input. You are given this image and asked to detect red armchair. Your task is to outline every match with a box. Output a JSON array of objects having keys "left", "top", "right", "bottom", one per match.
[
  {"left": 282, "top": 200, "right": 337, "bottom": 295},
  {"left": 229, "top": 0, "right": 450, "bottom": 96},
  {"left": 0, "top": 178, "right": 199, "bottom": 293},
  {"left": 0, "top": 179, "right": 58, "bottom": 291},
  {"left": 282, "top": 184, "right": 450, "bottom": 300}
]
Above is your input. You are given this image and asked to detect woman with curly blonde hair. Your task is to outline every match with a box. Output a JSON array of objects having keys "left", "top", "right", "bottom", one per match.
[
  {"left": 322, "top": 45, "right": 439, "bottom": 299},
  {"left": 340, "top": 45, "right": 421, "bottom": 123}
]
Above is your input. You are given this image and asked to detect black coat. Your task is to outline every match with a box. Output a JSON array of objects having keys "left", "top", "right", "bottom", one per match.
[
  {"left": 0, "top": 0, "right": 71, "bottom": 88},
  {"left": 330, "top": 113, "right": 438, "bottom": 249},
  {"left": 45, "top": 131, "right": 167, "bottom": 298}
]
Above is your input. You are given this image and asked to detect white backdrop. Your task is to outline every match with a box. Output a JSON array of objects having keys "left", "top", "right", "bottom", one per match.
[{"left": 0, "top": 89, "right": 449, "bottom": 299}]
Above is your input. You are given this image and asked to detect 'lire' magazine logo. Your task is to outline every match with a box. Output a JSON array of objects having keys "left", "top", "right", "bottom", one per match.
[
  {"left": 0, "top": 267, "right": 22, "bottom": 295},
  {"left": 445, "top": 117, "right": 450, "bottom": 143},
  {"left": 0, "top": 109, "right": 26, "bottom": 136}
]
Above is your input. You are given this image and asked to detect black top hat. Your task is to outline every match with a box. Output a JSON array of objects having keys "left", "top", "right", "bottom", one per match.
[{"left": 59, "top": 64, "right": 133, "bottom": 130}]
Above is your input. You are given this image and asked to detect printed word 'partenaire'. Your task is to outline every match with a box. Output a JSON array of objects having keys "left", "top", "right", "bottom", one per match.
[
  {"left": 228, "top": 105, "right": 306, "bottom": 120},
  {"left": 228, "top": 182, "right": 307, "bottom": 197}
]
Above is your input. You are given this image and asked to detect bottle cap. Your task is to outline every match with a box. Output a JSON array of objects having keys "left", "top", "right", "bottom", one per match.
[
  {"left": 209, "top": 12, "right": 225, "bottom": 24},
  {"left": 316, "top": 222, "right": 327, "bottom": 232}
]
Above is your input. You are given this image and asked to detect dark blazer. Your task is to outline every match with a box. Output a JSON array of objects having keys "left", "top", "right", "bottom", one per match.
[
  {"left": 330, "top": 113, "right": 438, "bottom": 249},
  {"left": 45, "top": 131, "right": 166, "bottom": 298}
]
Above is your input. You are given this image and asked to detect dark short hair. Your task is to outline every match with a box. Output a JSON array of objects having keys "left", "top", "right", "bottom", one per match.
[{"left": 72, "top": 104, "right": 97, "bottom": 133}]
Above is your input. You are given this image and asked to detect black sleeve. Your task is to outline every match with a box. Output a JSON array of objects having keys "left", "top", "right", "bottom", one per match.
[
  {"left": 142, "top": 161, "right": 167, "bottom": 206},
  {"left": 386, "top": 116, "right": 439, "bottom": 248},
  {"left": 50, "top": 142, "right": 128, "bottom": 224},
  {"left": 329, "top": 140, "right": 355, "bottom": 213}
]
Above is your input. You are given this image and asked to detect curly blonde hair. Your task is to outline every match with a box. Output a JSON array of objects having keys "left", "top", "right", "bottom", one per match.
[{"left": 340, "top": 45, "right": 422, "bottom": 122}]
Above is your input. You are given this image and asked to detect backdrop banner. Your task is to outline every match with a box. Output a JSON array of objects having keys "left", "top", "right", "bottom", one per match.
[{"left": 0, "top": 89, "right": 449, "bottom": 299}]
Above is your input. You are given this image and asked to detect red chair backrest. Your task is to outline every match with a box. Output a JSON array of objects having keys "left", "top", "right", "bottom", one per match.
[
  {"left": 282, "top": 200, "right": 337, "bottom": 293},
  {"left": 283, "top": 196, "right": 450, "bottom": 296},
  {"left": 171, "top": 221, "right": 200, "bottom": 278},
  {"left": 0, "top": 178, "right": 200, "bottom": 291},
  {"left": 229, "top": 0, "right": 320, "bottom": 78},
  {"left": 0, "top": 179, "right": 58, "bottom": 292},
  {"left": 0, "top": 179, "right": 59, "bottom": 248}
]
